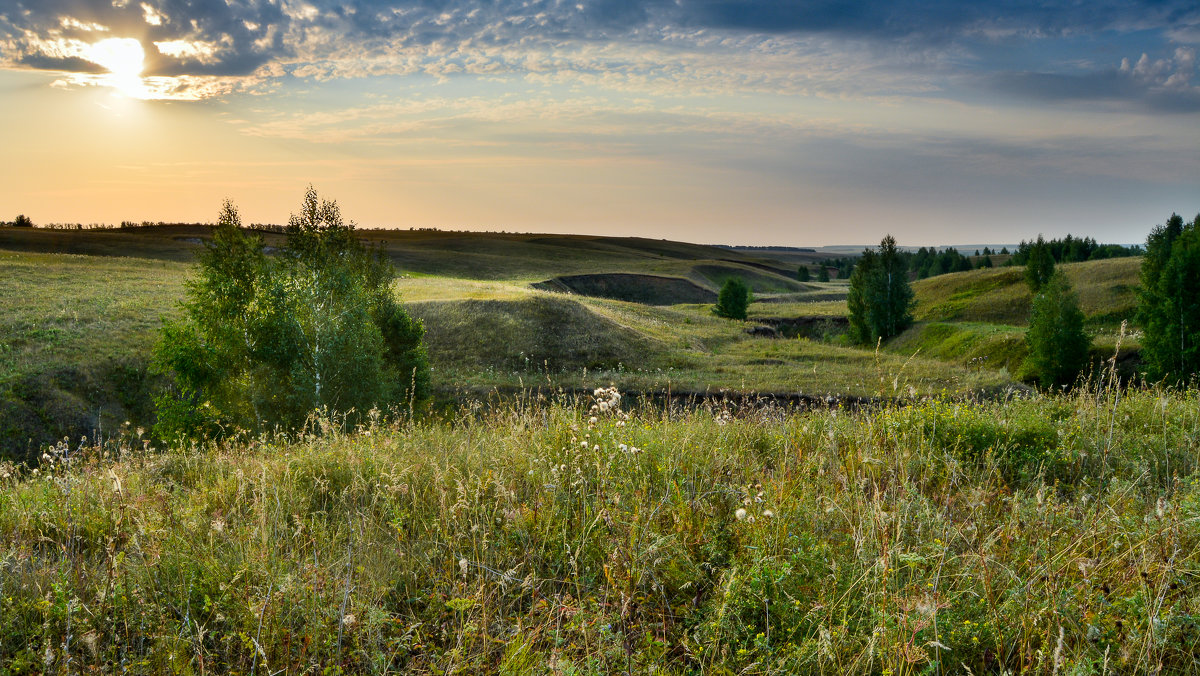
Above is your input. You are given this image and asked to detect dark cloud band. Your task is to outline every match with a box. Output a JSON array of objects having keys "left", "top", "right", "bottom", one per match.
[{"left": 1, "top": 0, "right": 1195, "bottom": 111}]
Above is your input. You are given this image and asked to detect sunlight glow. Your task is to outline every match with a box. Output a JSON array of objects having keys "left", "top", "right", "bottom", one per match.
[
  {"left": 88, "top": 38, "right": 145, "bottom": 77},
  {"left": 87, "top": 38, "right": 147, "bottom": 98}
]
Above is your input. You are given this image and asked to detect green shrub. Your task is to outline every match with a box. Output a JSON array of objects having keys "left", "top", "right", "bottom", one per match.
[
  {"left": 153, "top": 189, "right": 430, "bottom": 440},
  {"left": 1025, "top": 271, "right": 1091, "bottom": 388},
  {"left": 713, "top": 277, "right": 751, "bottom": 320}
]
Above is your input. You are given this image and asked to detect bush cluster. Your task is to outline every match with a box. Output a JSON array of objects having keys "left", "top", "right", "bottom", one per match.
[{"left": 153, "top": 189, "right": 430, "bottom": 440}]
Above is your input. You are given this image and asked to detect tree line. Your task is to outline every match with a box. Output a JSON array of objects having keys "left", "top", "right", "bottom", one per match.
[
  {"left": 1006, "top": 234, "right": 1141, "bottom": 265},
  {"left": 834, "top": 214, "right": 1200, "bottom": 388}
]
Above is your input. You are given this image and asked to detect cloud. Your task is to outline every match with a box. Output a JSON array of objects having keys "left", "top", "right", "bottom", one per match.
[
  {"left": 1, "top": 0, "right": 287, "bottom": 78},
  {"left": 0, "top": 0, "right": 1197, "bottom": 108},
  {"left": 990, "top": 46, "right": 1200, "bottom": 113}
]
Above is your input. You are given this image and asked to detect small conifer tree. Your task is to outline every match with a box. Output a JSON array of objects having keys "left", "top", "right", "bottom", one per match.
[
  {"left": 847, "top": 235, "right": 914, "bottom": 345},
  {"left": 1025, "top": 235, "right": 1055, "bottom": 292},
  {"left": 713, "top": 277, "right": 751, "bottom": 320},
  {"left": 797, "top": 266, "right": 810, "bottom": 282},
  {"left": 1025, "top": 271, "right": 1090, "bottom": 388}
]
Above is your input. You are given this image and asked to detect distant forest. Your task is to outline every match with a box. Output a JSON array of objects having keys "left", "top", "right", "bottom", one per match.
[
  {"left": 1006, "top": 235, "right": 1142, "bottom": 265},
  {"left": 808, "top": 234, "right": 1142, "bottom": 281}
]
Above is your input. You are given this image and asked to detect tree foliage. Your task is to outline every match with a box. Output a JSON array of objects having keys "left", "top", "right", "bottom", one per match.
[
  {"left": 847, "top": 235, "right": 914, "bottom": 345},
  {"left": 1008, "top": 234, "right": 1141, "bottom": 265},
  {"left": 12, "top": 214, "right": 33, "bottom": 227},
  {"left": 1024, "top": 235, "right": 1056, "bottom": 292},
  {"left": 796, "top": 265, "right": 810, "bottom": 283},
  {"left": 1025, "top": 271, "right": 1091, "bottom": 388},
  {"left": 816, "top": 266, "right": 830, "bottom": 283},
  {"left": 1139, "top": 213, "right": 1200, "bottom": 384},
  {"left": 153, "top": 189, "right": 430, "bottom": 439},
  {"left": 910, "top": 246, "right": 973, "bottom": 279},
  {"left": 713, "top": 277, "right": 751, "bottom": 320},
  {"left": 817, "top": 257, "right": 854, "bottom": 279}
]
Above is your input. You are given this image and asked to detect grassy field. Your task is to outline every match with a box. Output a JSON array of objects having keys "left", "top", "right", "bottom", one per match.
[
  {"left": 0, "top": 251, "right": 187, "bottom": 457},
  {"left": 4, "top": 226, "right": 1195, "bottom": 675},
  {"left": 3, "top": 383, "right": 1198, "bottom": 673},
  {"left": 1, "top": 227, "right": 1021, "bottom": 460}
]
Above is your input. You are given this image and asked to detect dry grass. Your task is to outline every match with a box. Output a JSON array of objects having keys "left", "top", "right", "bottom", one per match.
[{"left": 3, "top": 384, "right": 1199, "bottom": 673}]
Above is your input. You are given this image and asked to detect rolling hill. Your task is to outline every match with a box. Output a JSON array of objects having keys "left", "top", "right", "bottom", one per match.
[{"left": 2, "top": 224, "right": 1137, "bottom": 460}]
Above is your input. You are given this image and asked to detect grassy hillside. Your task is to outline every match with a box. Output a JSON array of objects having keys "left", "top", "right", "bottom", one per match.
[
  {"left": 912, "top": 257, "right": 1140, "bottom": 327},
  {"left": 0, "top": 238, "right": 999, "bottom": 460},
  {"left": 893, "top": 258, "right": 1144, "bottom": 378},
  {"left": 412, "top": 295, "right": 664, "bottom": 372},
  {"left": 2, "top": 226, "right": 1146, "bottom": 460},
  {"left": 3, "top": 385, "right": 1198, "bottom": 673},
  {"left": 0, "top": 225, "right": 796, "bottom": 284},
  {"left": 403, "top": 288, "right": 1006, "bottom": 398},
  {"left": 0, "top": 251, "right": 186, "bottom": 457}
]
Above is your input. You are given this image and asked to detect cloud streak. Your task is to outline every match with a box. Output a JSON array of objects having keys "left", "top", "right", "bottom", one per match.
[{"left": 0, "top": 0, "right": 1196, "bottom": 108}]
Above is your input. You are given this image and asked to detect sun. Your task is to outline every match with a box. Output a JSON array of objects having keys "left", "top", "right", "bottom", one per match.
[
  {"left": 86, "top": 38, "right": 147, "bottom": 98},
  {"left": 88, "top": 38, "right": 145, "bottom": 77}
]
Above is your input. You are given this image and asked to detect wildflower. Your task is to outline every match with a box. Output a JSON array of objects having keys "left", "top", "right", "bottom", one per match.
[
  {"left": 762, "top": 510, "right": 774, "bottom": 518},
  {"left": 735, "top": 508, "right": 748, "bottom": 521},
  {"left": 459, "top": 558, "right": 469, "bottom": 577}
]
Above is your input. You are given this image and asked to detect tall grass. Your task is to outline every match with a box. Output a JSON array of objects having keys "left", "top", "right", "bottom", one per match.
[{"left": 2, "top": 382, "right": 1199, "bottom": 674}]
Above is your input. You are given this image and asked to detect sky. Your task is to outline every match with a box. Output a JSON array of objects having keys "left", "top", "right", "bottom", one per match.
[{"left": 1, "top": 1, "right": 1198, "bottom": 246}]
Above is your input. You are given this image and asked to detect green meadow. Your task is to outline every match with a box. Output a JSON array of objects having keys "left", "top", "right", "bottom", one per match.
[
  {"left": 3, "top": 224, "right": 1189, "bottom": 676},
  {"left": 0, "top": 225, "right": 1067, "bottom": 459}
]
